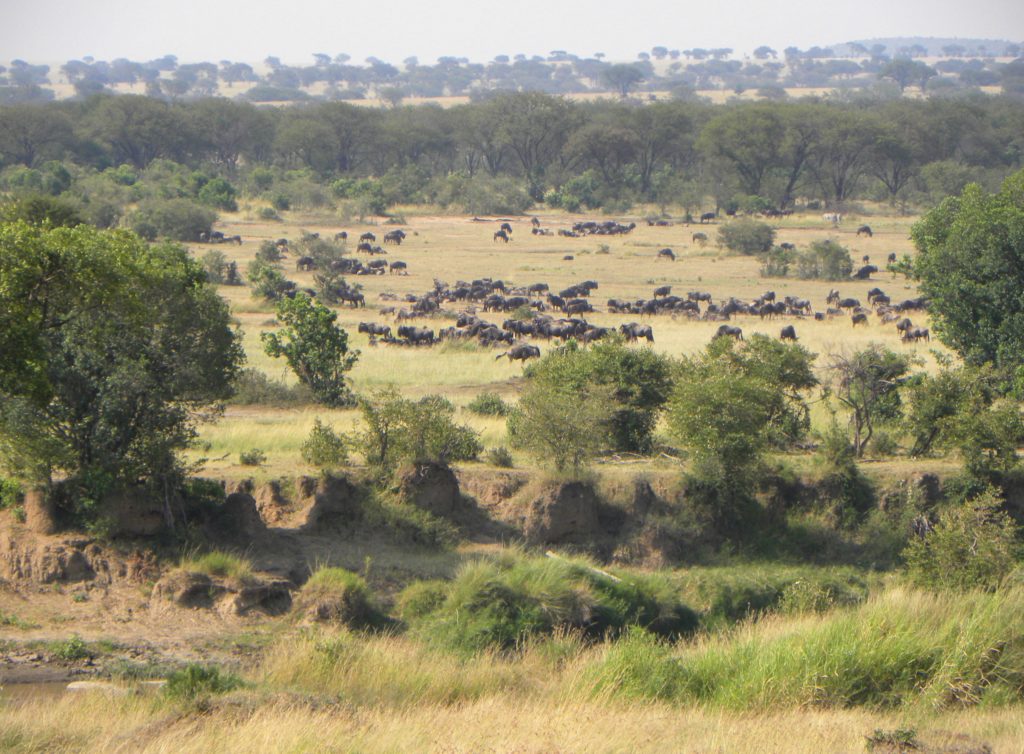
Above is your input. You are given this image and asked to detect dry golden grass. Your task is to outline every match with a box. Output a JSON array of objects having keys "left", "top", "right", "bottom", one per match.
[{"left": 185, "top": 206, "right": 937, "bottom": 477}]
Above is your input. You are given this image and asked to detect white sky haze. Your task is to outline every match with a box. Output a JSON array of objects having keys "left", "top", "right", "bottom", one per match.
[{"left": 1, "top": 0, "right": 1022, "bottom": 66}]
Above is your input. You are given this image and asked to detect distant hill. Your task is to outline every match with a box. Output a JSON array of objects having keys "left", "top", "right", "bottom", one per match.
[{"left": 834, "top": 37, "right": 1020, "bottom": 58}]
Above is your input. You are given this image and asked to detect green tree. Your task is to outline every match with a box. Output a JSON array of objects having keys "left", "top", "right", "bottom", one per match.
[
  {"left": 879, "top": 59, "right": 937, "bottom": 92},
  {"left": 904, "top": 487, "right": 1021, "bottom": 591},
  {"left": 825, "top": 346, "right": 914, "bottom": 457},
  {"left": 794, "top": 239, "right": 853, "bottom": 280},
  {"left": 911, "top": 170, "right": 1024, "bottom": 374},
  {"left": 601, "top": 64, "right": 646, "bottom": 97},
  {"left": 261, "top": 294, "right": 359, "bottom": 407},
  {"left": 0, "top": 222, "right": 243, "bottom": 501},
  {"left": 129, "top": 198, "right": 215, "bottom": 242},
  {"left": 718, "top": 217, "right": 775, "bottom": 254},
  {"left": 1, "top": 194, "right": 84, "bottom": 228}
]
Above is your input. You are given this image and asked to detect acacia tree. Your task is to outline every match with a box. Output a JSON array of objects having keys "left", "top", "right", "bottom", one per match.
[
  {"left": 0, "top": 221, "right": 243, "bottom": 508},
  {"left": 261, "top": 294, "right": 359, "bottom": 407}
]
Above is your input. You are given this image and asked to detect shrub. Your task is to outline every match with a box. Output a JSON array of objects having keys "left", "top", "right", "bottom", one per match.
[
  {"left": 51, "top": 634, "right": 90, "bottom": 661},
  {"left": 258, "top": 207, "right": 282, "bottom": 221},
  {"left": 467, "top": 392, "right": 510, "bottom": 417},
  {"left": 200, "top": 249, "right": 228, "bottom": 284},
  {"left": 396, "top": 579, "right": 449, "bottom": 621},
  {"left": 718, "top": 218, "right": 775, "bottom": 255},
  {"left": 904, "top": 486, "right": 1021, "bottom": 591},
  {"left": 298, "top": 567, "right": 383, "bottom": 628},
  {"left": 239, "top": 448, "right": 267, "bottom": 466},
  {"left": 255, "top": 239, "right": 284, "bottom": 263},
  {"left": 197, "top": 177, "right": 238, "bottom": 212},
  {"left": 228, "top": 368, "right": 312, "bottom": 406},
  {"left": 484, "top": 447, "right": 514, "bottom": 468},
  {"left": 758, "top": 246, "right": 794, "bottom": 277},
  {"left": 813, "top": 423, "right": 875, "bottom": 528},
  {"left": 129, "top": 198, "right": 216, "bottom": 242},
  {"left": 357, "top": 389, "right": 482, "bottom": 468},
  {"left": 0, "top": 477, "right": 21, "bottom": 510},
  {"left": 301, "top": 419, "right": 349, "bottom": 467},
  {"left": 181, "top": 551, "right": 254, "bottom": 582},
  {"left": 795, "top": 239, "right": 853, "bottom": 280},
  {"left": 163, "top": 664, "right": 243, "bottom": 703}
]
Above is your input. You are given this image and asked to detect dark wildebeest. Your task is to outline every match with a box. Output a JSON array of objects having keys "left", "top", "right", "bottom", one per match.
[
  {"left": 500, "top": 222, "right": 513, "bottom": 235},
  {"left": 358, "top": 322, "right": 392, "bottom": 338},
  {"left": 338, "top": 290, "right": 365, "bottom": 307},
  {"left": 692, "top": 232, "right": 708, "bottom": 244},
  {"left": 360, "top": 232, "right": 376, "bottom": 242},
  {"left": 867, "top": 287, "right": 885, "bottom": 302},
  {"left": 688, "top": 291, "right": 712, "bottom": 303},
  {"left": 397, "top": 325, "right": 435, "bottom": 345},
  {"left": 357, "top": 242, "right": 373, "bottom": 254},
  {"left": 493, "top": 230, "right": 510, "bottom": 243},
  {"left": 334, "top": 231, "right": 348, "bottom": 241},
  {"left": 296, "top": 256, "right": 316, "bottom": 271},
  {"left": 383, "top": 230, "right": 405, "bottom": 245},
  {"left": 657, "top": 248, "right": 676, "bottom": 261},
  {"left": 902, "top": 326, "right": 930, "bottom": 343},
  {"left": 895, "top": 318, "right": 913, "bottom": 335},
  {"left": 851, "top": 312, "right": 868, "bottom": 326},
  {"left": 714, "top": 324, "right": 743, "bottom": 340},
  {"left": 620, "top": 323, "right": 654, "bottom": 342},
  {"left": 654, "top": 285, "right": 672, "bottom": 298},
  {"left": 838, "top": 297, "right": 860, "bottom": 310},
  {"left": 389, "top": 261, "right": 408, "bottom": 274},
  {"left": 530, "top": 216, "right": 541, "bottom": 227},
  {"left": 853, "top": 265, "right": 878, "bottom": 280},
  {"left": 856, "top": 225, "right": 873, "bottom": 237},
  {"left": 780, "top": 325, "right": 797, "bottom": 341},
  {"left": 496, "top": 344, "right": 540, "bottom": 362},
  {"left": 699, "top": 211, "right": 716, "bottom": 224},
  {"left": 887, "top": 252, "right": 898, "bottom": 265},
  {"left": 563, "top": 255, "right": 574, "bottom": 261}
]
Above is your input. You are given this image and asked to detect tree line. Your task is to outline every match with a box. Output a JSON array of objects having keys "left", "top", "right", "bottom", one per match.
[{"left": 2, "top": 94, "right": 1024, "bottom": 218}]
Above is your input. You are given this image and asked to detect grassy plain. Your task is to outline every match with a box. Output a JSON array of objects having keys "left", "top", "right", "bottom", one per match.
[{"left": 189, "top": 204, "right": 938, "bottom": 478}]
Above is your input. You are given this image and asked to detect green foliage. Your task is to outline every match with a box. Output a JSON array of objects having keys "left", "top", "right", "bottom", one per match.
[
  {"left": 866, "top": 729, "right": 920, "bottom": 752},
  {"left": 200, "top": 249, "right": 228, "bottom": 284},
  {"left": 247, "top": 258, "right": 295, "bottom": 301},
  {"left": 0, "top": 222, "right": 243, "bottom": 497},
  {"left": 255, "top": 239, "right": 284, "bottom": 263},
  {"left": 904, "top": 487, "right": 1021, "bottom": 591},
  {"left": 238, "top": 448, "right": 266, "bottom": 466},
  {"left": 412, "top": 551, "right": 698, "bottom": 653},
  {"left": 51, "top": 635, "right": 90, "bottom": 661},
  {"left": 0, "top": 194, "right": 84, "bottom": 228},
  {"left": 395, "top": 579, "right": 448, "bottom": 622},
  {"left": 794, "top": 239, "right": 853, "bottom": 280},
  {"left": 299, "top": 567, "right": 383, "bottom": 628},
  {"left": 0, "top": 477, "right": 21, "bottom": 510},
  {"left": 129, "top": 198, "right": 216, "bottom": 241},
  {"left": 466, "top": 392, "right": 510, "bottom": 417},
  {"left": 262, "top": 294, "right": 359, "bottom": 407},
  {"left": 196, "top": 177, "right": 238, "bottom": 211},
  {"left": 300, "top": 419, "right": 349, "bottom": 467},
  {"left": 813, "top": 423, "right": 876, "bottom": 528},
  {"left": 717, "top": 217, "right": 775, "bottom": 255},
  {"left": 163, "top": 664, "right": 243, "bottom": 703},
  {"left": 484, "top": 447, "right": 514, "bottom": 468},
  {"left": 357, "top": 388, "right": 482, "bottom": 468},
  {"left": 912, "top": 170, "right": 1024, "bottom": 373},
  {"left": 227, "top": 368, "right": 312, "bottom": 406},
  {"left": 758, "top": 246, "right": 794, "bottom": 277},
  {"left": 520, "top": 340, "right": 674, "bottom": 454}
]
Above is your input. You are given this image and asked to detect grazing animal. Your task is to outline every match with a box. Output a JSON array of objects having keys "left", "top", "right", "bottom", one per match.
[
  {"left": 389, "top": 261, "right": 408, "bottom": 274},
  {"left": 653, "top": 285, "right": 672, "bottom": 298},
  {"left": 500, "top": 222, "right": 513, "bottom": 235},
  {"left": 902, "top": 326, "right": 930, "bottom": 343},
  {"left": 531, "top": 216, "right": 541, "bottom": 227},
  {"left": 383, "top": 230, "right": 405, "bottom": 245},
  {"left": 887, "top": 252, "right": 898, "bottom": 265},
  {"left": 699, "top": 211, "right": 716, "bottom": 224},
  {"left": 856, "top": 225, "right": 873, "bottom": 237},
  {"left": 358, "top": 322, "right": 392, "bottom": 338},
  {"left": 714, "top": 324, "right": 743, "bottom": 340},
  {"left": 851, "top": 312, "right": 868, "bottom": 326},
  {"left": 780, "top": 325, "right": 797, "bottom": 341},
  {"left": 692, "top": 232, "right": 708, "bottom": 245},
  {"left": 334, "top": 231, "right": 348, "bottom": 241},
  {"left": 838, "top": 297, "right": 860, "bottom": 310},
  {"left": 853, "top": 265, "right": 878, "bottom": 280},
  {"left": 296, "top": 256, "right": 316, "bottom": 271},
  {"left": 496, "top": 344, "right": 540, "bottom": 362},
  {"left": 563, "top": 255, "right": 574, "bottom": 261},
  {"left": 657, "top": 248, "right": 676, "bottom": 261},
  {"left": 359, "top": 232, "right": 376, "bottom": 242},
  {"left": 620, "top": 322, "right": 654, "bottom": 342},
  {"left": 493, "top": 230, "right": 510, "bottom": 243}
]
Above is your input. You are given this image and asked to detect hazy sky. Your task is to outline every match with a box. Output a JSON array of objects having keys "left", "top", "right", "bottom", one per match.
[{"left": 2, "top": 0, "right": 1022, "bottom": 66}]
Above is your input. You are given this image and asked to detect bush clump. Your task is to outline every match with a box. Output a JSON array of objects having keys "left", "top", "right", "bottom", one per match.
[
  {"left": 181, "top": 551, "right": 254, "bottom": 582},
  {"left": 718, "top": 218, "right": 775, "bottom": 255},
  {"left": 163, "top": 664, "right": 243, "bottom": 703},
  {"left": 301, "top": 419, "right": 349, "bottom": 467},
  {"left": 129, "top": 198, "right": 216, "bottom": 242},
  {"left": 795, "top": 239, "right": 853, "bottom": 280},
  {"left": 409, "top": 551, "right": 699, "bottom": 652},
  {"left": 239, "top": 448, "right": 267, "bottom": 466},
  {"left": 466, "top": 392, "right": 510, "bottom": 417}
]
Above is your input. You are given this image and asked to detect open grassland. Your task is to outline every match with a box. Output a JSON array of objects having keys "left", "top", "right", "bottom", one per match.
[{"left": 186, "top": 205, "right": 936, "bottom": 477}]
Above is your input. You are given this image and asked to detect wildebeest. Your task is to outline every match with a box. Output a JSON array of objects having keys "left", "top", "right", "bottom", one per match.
[
  {"left": 688, "top": 291, "right": 712, "bottom": 303},
  {"left": 653, "top": 285, "right": 672, "bottom": 298},
  {"left": 887, "top": 252, "right": 898, "bottom": 265},
  {"left": 334, "top": 231, "right": 348, "bottom": 241},
  {"left": 838, "top": 297, "right": 860, "bottom": 310},
  {"left": 296, "top": 256, "right": 316, "bottom": 271},
  {"left": 496, "top": 344, "right": 540, "bottom": 362},
  {"left": 389, "top": 261, "right": 408, "bottom": 274},
  {"left": 338, "top": 290, "right": 365, "bottom": 307},
  {"left": 692, "top": 232, "right": 708, "bottom": 245},
  {"left": 358, "top": 322, "right": 392, "bottom": 338},
  {"left": 500, "top": 222, "right": 513, "bottom": 235},
  {"left": 383, "top": 230, "right": 406, "bottom": 245},
  {"left": 714, "top": 324, "right": 743, "bottom": 340},
  {"left": 493, "top": 230, "right": 510, "bottom": 243},
  {"left": 780, "top": 325, "right": 797, "bottom": 341},
  {"left": 851, "top": 312, "right": 868, "bottom": 326},
  {"left": 620, "top": 322, "right": 654, "bottom": 342},
  {"left": 655, "top": 248, "right": 676, "bottom": 262},
  {"left": 902, "top": 326, "right": 930, "bottom": 343},
  {"left": 563, "top": 255, "right": 574, "bottom": 261},
  {"left": 397, "top": 325, "right": 435, "bottom": 345},
  {"left": 360, "top": 232, "right": 376, "bottom": 242},
  {"left": 699, "top": 211, "right": 716, "bottom": 224},
  {"left": 853, "top": 265, "right": 878, "bottom": 280},
  {"left": 530, "top": 217, "right": 540, "bottom": 227},
  {"left": 856, "top": 225, "right": 873, "bottom": 237}
]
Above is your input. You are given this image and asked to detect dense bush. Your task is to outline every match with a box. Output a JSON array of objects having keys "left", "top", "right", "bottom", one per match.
[
  {"left": 466, "top": 392, "right": 511, "bottom": 417},
  {"left": 297, "top": 567, "right": 384, "bottom": 628},
  {"left": 300, "top": 419, "right": 349, "bottom": 467},
  {"left": 163, "top": 664, "right": 243, "bottom": 703},
  {"left": 129, "top": 198, "right": 216, "bottom": 241},
  {"left": 718, "top": 218, "right": 775, "bottom": 255},
  {"left": 228, "top": 368, "right": 312, "bottom": 406},
  {"left": 794, "top": 239, "right": 853, "bottom": 280}
]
